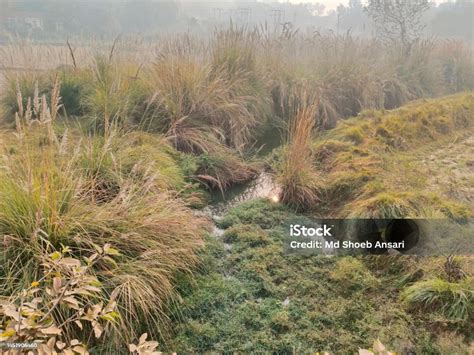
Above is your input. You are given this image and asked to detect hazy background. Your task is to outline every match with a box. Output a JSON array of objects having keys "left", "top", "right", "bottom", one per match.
[{"left": 0, "top": 0, "right": 472, "bottom": 42}]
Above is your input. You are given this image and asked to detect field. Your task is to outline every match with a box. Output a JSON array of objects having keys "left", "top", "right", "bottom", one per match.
[{"left": 0, "top": 28, "right": 473, "bottom": 354}]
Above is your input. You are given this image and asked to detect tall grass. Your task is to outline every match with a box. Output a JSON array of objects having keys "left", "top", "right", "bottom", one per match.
[
  {"left": 143, "top": 31, "right": 268, "bottom": 154},
  {"left": 277, "top": 89, "right": 322, "bottom": 210},
  {"left": 2, "top": 29, "right": 473, "bottom": 136},
  {"left": 0, "top": 121, "right": 209, "bottom": 346},
  {"left": 0, "top": 27, "right": 473, "bottom": 198}
]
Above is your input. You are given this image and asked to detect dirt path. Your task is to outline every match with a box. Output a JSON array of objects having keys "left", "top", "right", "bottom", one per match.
[{"left": 421, "top": 135, "right": 474, "bottom": 205}]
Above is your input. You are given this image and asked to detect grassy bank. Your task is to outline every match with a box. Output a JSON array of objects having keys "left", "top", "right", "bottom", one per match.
[
  {"left": 273, "top": 93, "right": 474, "bottom": 218},
  {"left": 309, "top": 93, "right": 474, "bottom": 218}
]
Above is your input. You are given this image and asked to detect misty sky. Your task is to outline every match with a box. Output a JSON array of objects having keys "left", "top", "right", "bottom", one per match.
[
  {"left": 282, "top": 0, "right": 448, "bottom": 11},
  {"left": 175, "top": 0, "right": 451, "bottom": 13}
]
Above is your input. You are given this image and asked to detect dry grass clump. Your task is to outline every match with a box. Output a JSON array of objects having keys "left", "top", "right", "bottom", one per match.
[
  {"left": 115, "top": 131, "right": 185, "bottom": 191},
  {"left": 277, "top": 89, "right": 323, "bottom": 211},
  {"left": 267, "top": 33, "right": 385, "bottom": 129},
  {"left": 0, "top": 118, "right": 209, "bottom": 346},
  {"left": 401, "top": 277, "right": 473, "bottom": 322},
  {"left": 347, "top": 192, "right": 468, "bottom": 219},
  {"left": 193, "top": 146, "right": 259, "bottom": 193},
  {"left": 86, "top": 53, "right": 147, "bottom": 135},
  {"left": 76, "top": 131, "right": 185, "bottom": 204},
  {"left": 143, "top": 51, "right": 266, "bottom": 153}
]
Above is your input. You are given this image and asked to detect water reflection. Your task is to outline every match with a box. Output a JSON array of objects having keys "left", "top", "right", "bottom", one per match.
[{"left": 206, "top": 172, "right": 281, "bottom": 218}]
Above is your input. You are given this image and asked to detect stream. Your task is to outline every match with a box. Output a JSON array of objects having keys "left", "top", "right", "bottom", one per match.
[
  {"left": 202, "top": 172, "right": 281, "bottom": 252},
  {"left": 200, "top": 171, "right": 336, "bottom": 256},
  {"left": 198, "top": 127, "right": 334, "bottom": 255},
  {"left": 205, "top": 172, "right": 280, "bottom": 218},
  {"left": 199, "top": 123, "right": 283, "bottom": 250}
]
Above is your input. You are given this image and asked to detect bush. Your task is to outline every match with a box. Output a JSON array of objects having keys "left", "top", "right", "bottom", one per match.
[{"left": 0, "top": 246, "right": 120, "bottom": 352}]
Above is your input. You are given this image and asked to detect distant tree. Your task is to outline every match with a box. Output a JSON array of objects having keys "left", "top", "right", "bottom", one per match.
[{"left": 365, "top": 0, "right": 430, "bottom": 46}]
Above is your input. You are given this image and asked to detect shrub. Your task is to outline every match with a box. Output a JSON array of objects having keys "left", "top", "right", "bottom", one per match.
[{"left": 0, "top": 246, "right": 120, "bottom": 352}]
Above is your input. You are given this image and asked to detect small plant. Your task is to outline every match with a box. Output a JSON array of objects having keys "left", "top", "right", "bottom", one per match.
[{"left": 0, "top": 246, "right": 120, "bottom": 353}]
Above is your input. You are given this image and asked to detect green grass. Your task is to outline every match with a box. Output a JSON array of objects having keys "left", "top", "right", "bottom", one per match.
[
  {"left": 168, "top": 199, "right": 473, "bottom": 353},
  {"left": 401, "top": 278, "right": 473, "bottom": 322}
]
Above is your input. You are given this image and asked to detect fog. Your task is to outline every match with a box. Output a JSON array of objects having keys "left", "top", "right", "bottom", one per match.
[{"left": 0, "top": 0, "right": 472, "bottom": 41}]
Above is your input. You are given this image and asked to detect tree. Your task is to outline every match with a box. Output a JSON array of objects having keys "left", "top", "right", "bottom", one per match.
[{"left": 365, "top": 0, "right": 430, "bottom": 46}]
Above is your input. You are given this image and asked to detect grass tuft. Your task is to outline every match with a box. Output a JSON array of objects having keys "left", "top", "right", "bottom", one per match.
[
  {"left": 401, "top": 278, "right": 473, "bottom": 322},
  {"left": 277, "top": 89, "right": 322, "bottom": 211}
]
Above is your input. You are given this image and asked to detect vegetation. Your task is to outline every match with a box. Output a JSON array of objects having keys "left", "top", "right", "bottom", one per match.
[
  {"left": 0, "top": 107, "right": 209, "bottom": 350},
  {"left": 312, "top": 93, "right": 474, "bottom": 218},
  {"left": 276, "top": 89, "right": 322, "bottom": 210},
  {"left": 401, "top": 278, "right": 473, "bottom": 322},
  {"left": 365, "top": 0, "right": 430, "bottom": 47},
  {"left": 0, "top": 24, "right": 473, "bottom": 353},
  {"left": 170, "top": 199, "right": 473, "bottom": 353}
]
